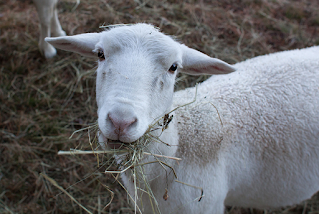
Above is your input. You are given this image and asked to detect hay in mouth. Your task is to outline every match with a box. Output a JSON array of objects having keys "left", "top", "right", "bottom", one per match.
[
  {"left": 56, "top": 113, "right": 179, "bottom": 213},
  {"left": 57, "top": 112, "right": 179, "bottom": 213},
  {"left": 56, "top": 85, "right": 203, "bottom": 213}
]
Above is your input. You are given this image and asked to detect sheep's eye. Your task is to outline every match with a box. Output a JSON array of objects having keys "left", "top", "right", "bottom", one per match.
[
  {"left": 98, "top": 50, "right": 105, "bottom": 61},
  {"left": 168, "top": 63, "right": 178, "bottom": 73}
]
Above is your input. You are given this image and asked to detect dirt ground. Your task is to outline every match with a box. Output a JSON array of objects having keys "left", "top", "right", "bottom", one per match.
[{"left": 1, "top": 0, "right": 319, "bottom": 213}]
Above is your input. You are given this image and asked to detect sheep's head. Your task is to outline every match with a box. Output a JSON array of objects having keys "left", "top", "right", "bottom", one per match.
[{"left": 46, "top": 23, "right": 235, "bottom": 148}]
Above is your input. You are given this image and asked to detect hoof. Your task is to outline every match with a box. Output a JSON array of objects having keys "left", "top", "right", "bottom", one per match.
[{"left": 41, "top": 42, "right": 57, "bottom": 59}]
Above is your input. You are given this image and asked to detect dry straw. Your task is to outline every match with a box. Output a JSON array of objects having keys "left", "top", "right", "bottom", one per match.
[{"left": 57, "top": 115, "right": 178, "bottom": 213}]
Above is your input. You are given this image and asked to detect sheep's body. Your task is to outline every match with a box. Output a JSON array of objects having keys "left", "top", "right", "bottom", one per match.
[
  {"left": 172, "top": 46, "right": 319, "bottom": 212},
  {"left": 33, "top": 0, "right": 66, "bottom": 58},
  {"left": 120, "top": 46, "right": 319, "bottom": 213},
  {"left": 45, "top": 24, "right": 319, "bottom": 213}
]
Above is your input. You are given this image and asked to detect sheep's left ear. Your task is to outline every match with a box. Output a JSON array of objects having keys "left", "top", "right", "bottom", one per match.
[
  {"left": 45, "top": 33, "right": 101, "bottom": 57},
  {"left": 180, "top": 45, "right": 236, "bottom": 75}
]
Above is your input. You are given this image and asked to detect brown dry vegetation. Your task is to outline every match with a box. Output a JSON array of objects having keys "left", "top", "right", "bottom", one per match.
[{"left": 0, "top": 0, "right": 319, "bottom": 213}]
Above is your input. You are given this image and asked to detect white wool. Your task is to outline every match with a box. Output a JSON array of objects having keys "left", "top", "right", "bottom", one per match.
[
  {"left": 173, "top": 46, "right": 319, "bottom": 212},
  {"left": 46, "top": 24, "right": 319, "bottom": 214}
]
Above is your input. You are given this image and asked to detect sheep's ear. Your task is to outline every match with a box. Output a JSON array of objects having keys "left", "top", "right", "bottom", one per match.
[
  {"left": 45, "top": 33, "right": 101, "bottom": 57},
  {"left": 180, "top": 45, "right": 236, "bottom": 75}
]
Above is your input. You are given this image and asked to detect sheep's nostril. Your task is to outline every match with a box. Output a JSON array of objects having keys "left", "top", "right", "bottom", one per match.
[{"left": 108, "top": 113, "right": 138, "bottom": 136}]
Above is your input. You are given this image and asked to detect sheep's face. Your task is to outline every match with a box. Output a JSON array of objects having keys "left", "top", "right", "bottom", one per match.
[
  {"left": 45, "top": 23, "right": 235, "bottom": 148},
  {"left": 95, "top": 26, "right": 182, "bottom": 145}
]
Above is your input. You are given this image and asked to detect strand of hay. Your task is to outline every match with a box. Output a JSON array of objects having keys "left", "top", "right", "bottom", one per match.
[
  {"left": 98, "top": 181, "right": 115, "bottom": 210},
  {"left": 40, "top": 173, "right": 93, "bottom": 214},
  {"left": 175, "top": 180, "right": 204, "bottom": 202},
  {"left": 111, "top": 174, "right": 143, "bottom": 214}
]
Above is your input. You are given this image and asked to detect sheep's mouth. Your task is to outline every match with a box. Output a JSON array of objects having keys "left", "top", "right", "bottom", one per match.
[{"left": 107, "top": 139, "right": 130, "bottom": 150}]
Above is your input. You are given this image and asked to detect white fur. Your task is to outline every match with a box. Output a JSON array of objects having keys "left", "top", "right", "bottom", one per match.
[
  {"left": 33, "top": 0, "right": 66, "bottom": 58},
  {"left": 46, "top": 24, "right": 319, "bottom": 214}
]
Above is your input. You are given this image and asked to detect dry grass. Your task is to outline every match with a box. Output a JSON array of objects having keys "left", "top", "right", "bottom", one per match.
[
  {"left": 58, "top": 110, "right": 183, "bottom": 213},
  {"left": 1, "top": 0, "right": 319, "bottom": 213}
]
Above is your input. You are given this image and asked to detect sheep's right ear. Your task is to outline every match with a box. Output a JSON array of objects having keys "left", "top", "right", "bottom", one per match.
[
  {"left": 180, "top": 45, "right": 236, "bottom": 75},
  {"left": 45, "top": 33, "right": 101, "bottom": 58}
]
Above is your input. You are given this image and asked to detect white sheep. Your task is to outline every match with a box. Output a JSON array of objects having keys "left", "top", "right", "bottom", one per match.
[
  {"left": 33, "top": 0, "right": 66, "bottom": 58},
  {"left": 45, "top": 23, "right": 319, "bottom": 214}
]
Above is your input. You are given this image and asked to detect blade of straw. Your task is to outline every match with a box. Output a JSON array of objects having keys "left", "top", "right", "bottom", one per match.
[{"left": 41, "top": 173, "right": 93, "bottom": 214}]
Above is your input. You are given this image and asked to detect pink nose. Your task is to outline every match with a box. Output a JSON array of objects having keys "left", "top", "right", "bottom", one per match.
[{"left": 108, "top": 112, "right": 138, "bottom": 138}]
